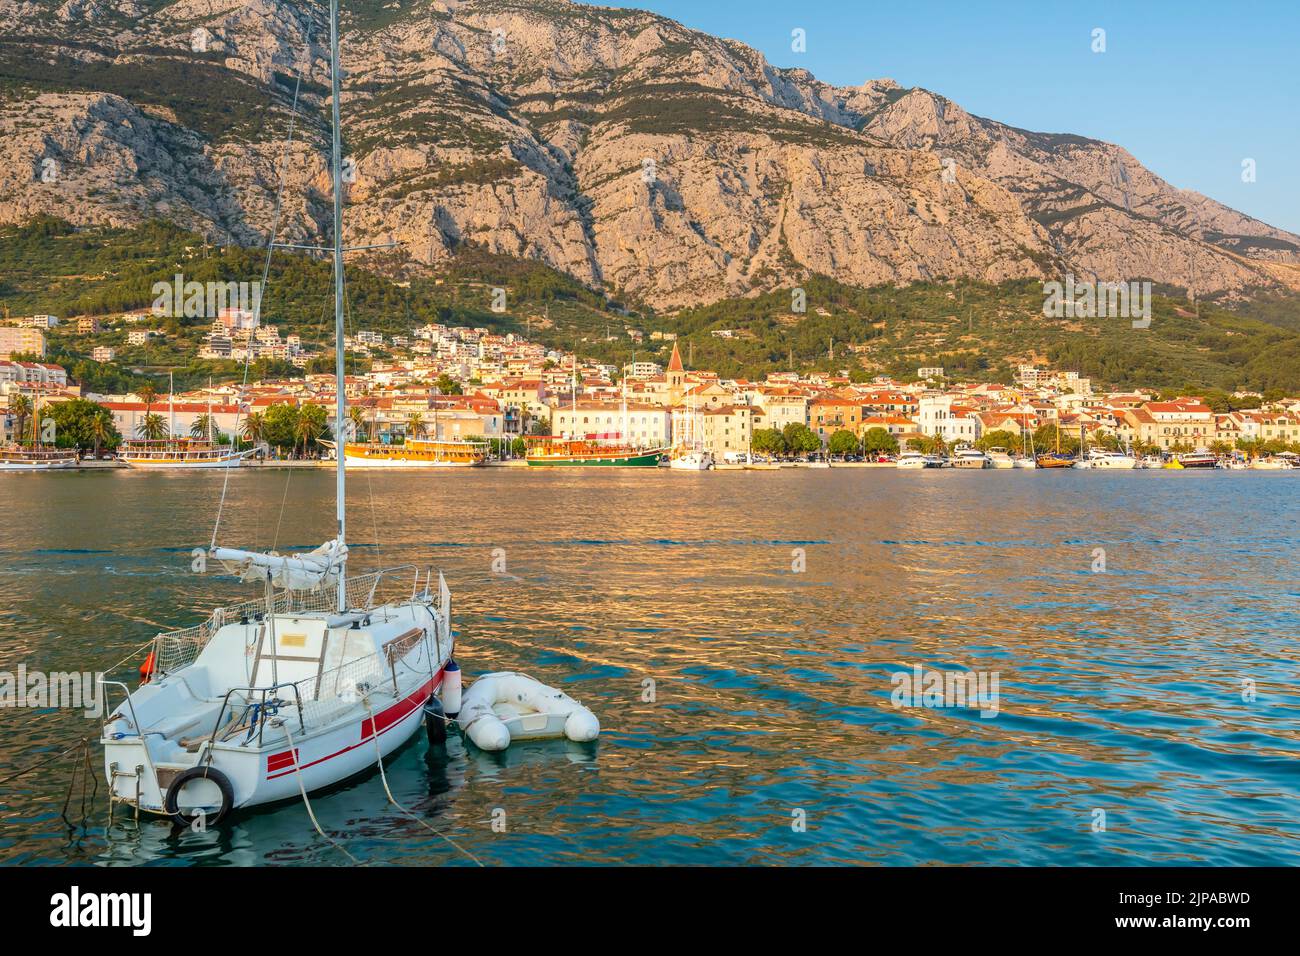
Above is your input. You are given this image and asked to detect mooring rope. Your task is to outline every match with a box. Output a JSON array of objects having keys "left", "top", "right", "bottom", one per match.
[
  {"left": 0, "top": 737, "right": 92, "bottom": 787},
  {"left": 280, "top": 719, "right": 365, "bottom": 866},
  {"left": 362, "top": 699, "right": 482, "bottom": 866}
]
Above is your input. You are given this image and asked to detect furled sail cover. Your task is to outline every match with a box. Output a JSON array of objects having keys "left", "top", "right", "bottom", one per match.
[{"left": 211, "top": 540, "right": 348, "bottom": 590}]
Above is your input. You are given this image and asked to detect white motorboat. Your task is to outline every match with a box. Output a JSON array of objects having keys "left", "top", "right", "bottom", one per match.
[
  {"left": 1136, "top": 456, "right": 1164, "bottom": 469},
  {"left": 1249, "top": 456, "right": 1294, "bottom": 470},
  {"left": 951, "top": 446, "right": 991, "bottom": 469},
  {"left": 668, "top": 448, "right": 713, "bottom": 470},
  {"left": 100, "top": 4, "right": 456, "bottom": 827},
  {"left": 896, "top": 451, "right": 936, "bottom": 469},
  {"left": 1074, "top": 448, "right": 1138, "bottom": 469},
  {"left": 986, "top": 447, "right": 1016, "bottom": 469}
]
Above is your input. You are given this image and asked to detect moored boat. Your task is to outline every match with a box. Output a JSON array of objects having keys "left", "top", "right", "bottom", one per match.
[
  {"left": 986, "top": 447, "right": 1016, "bottom": 468},
  {"left": 525, "top": 437, "right": 665, "bottom": 467},
  {"left": 457, "top": 672, "right": 599, "bottom": 751},
  {"left": 1, "top": 390, "right": 79, "bottom": 470},
  {"left": 0, "top": 445, "right": 78, "bottom": 471},
  {"left": 100, "top": 4, "right": 458, "bottom": 827},
  {"left": 1248, "top": 456, "right": 1294, "bottom": 470},
  {"left": 1035, "top": 453, "right": 1075, "bottom": 469},
  {"left": 1177, "top": 452, "right": 1219, "bottom": 469},
  {"left": 117, "top": 438, "right": 250, "bottom": 469},
  {"left": 668, "top": 448, "right": 713, "bottom": 470},
  {"left": 1074, "top": 448, "right": 1138, "bottom": 470},
  {"left": 896, "top": 450, "right": 944, "bottom": 469},
  {"left": 951, "top": 445, "right": 991, "bottom": 469},
  {"left": 321, "top": 437, "right": 487, "bottom": 467}
]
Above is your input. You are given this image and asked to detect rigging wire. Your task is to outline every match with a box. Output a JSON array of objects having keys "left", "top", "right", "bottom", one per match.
[{"left": 212, "top": 75, "right": 303, "bottom": 552}]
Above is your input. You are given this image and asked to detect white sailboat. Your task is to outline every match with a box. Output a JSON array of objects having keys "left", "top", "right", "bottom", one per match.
[
  {"left": 669, "top": 388, "right": 713, "bottom": 470},
  {"left": 1013, "top": 422, "right": 1037, "bottom": 468},
  {"left": 100, "top": 2, "right": 455, "bottom": 825}
]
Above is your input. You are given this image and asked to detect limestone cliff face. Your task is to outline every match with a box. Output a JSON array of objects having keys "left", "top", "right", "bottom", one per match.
[{"left": 1, "top": 0, "right": 1297, "bottom": 307}]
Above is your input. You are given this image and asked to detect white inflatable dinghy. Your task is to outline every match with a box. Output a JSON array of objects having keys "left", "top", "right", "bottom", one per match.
[{"left": 458, "top": 672, "right": 599, "bottom": 751}]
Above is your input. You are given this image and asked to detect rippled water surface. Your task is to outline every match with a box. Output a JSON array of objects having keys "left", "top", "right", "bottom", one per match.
[{"left": 1, "top": 467, "right": 1297, "bottom": 866}]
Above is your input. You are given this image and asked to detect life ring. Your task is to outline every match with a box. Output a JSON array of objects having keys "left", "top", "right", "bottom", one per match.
[{"left": 164, "top": 766, "right": 234, "bottom": 827}]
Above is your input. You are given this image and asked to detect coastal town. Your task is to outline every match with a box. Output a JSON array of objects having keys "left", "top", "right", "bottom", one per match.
[{"left": 3, "top": 306, "right": 1300, "bottom": 470}]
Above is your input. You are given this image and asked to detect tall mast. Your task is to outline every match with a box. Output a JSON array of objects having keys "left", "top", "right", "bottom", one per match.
[
  {"left": 329, "top": 0, "right": 347, "bottom": 612},
  {"left": 169, "top": 370, "right": 175, "bottom": 438}
]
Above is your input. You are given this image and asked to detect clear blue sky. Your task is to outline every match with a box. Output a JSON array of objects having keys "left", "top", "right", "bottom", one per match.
[{"left": 599, "top": 0, "right": 1300, "bottom": 233}]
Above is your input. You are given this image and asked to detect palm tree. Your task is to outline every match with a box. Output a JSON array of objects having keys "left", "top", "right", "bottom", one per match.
[
  {"left": 347, "top": 406, "right": 367, "bottom": 444},
  {"left": 241, "top": 412, "right": 265, "bottom": 448},
  {"left": 138, "top": 412, "right": 168, "bottom": 440},
  {"left": 88, "top": 415, "right": 113, "bottom": 458},
  {"left": 406, "top": 411, "right": 426, "bottom": 441},
  {"left": 10, "top": 394, "right": 32, "bottom": 445},
  {"left": 293, "top": 413, "right": 321, "bottom": 459},
  {"left": 137, "top": 383, "right": 157, "bottom": 414},
  {"left": 136, "top": 383, "right": 158, "bottom": 443},
  {"left": 191, "top": 413, "right": 217, "bottom": 442}
]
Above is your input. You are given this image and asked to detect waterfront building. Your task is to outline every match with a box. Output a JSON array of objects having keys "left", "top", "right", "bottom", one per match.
[
  {"left": 0, "top": 360, "right": 67, "bottom": 388},
  {"left": 916, "top": 394, "right": 982, "bottom": 444},
  {"left": 551, "top": 401, "right": 670, "bottom": 448},
  {"left": 0, "top": 327, "right": 46, "bottom": 360},
  {"left": 701, "top": 404, "right": 755, "bottom": 459}
]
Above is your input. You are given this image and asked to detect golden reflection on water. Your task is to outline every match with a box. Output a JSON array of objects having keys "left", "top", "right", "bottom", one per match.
[{"left": 0, "top": 468, "right": 1298, "bottom": 865}]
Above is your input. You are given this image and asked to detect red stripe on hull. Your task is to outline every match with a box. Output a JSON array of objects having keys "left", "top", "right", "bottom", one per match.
[{"left": 265, "top": 670, "right": 441, "bottom": 780}]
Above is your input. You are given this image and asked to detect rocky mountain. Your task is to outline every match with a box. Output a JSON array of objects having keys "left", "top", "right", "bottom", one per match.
[{"left": 2, "top": 0, "right": 1298, "bottom": 309}]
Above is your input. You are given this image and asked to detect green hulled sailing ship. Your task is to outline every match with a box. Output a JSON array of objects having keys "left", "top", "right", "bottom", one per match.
[{"left": 525, "top": 438, "right": 665, "bottom": 467}]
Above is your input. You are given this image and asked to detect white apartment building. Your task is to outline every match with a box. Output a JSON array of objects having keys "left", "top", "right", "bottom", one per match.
[
  {"left": 0, "top": 360, "right": 67, "bottom": 387},
  {"left": 750, "top": 391, "right": 810, "bottom": 433},
  {"left": 551, "top": 402, "right": 670, "bottom": 448},
  {"left": 0, "top": 327, "right": 47, "bottom": 360},
  {"left": 916, "top": 394, "right": 981, "bottom": 444}
]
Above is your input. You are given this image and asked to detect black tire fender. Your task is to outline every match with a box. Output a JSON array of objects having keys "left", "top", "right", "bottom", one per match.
[{"left": 164, "top": 766, "right": 234, "bottom": 827}]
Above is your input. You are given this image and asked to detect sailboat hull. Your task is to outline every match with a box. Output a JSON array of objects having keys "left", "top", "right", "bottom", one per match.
[
  {"left": 102, "top": 594, "right": 452, "bottom": 821},
  {"left": 118, "top": 453, "right": 247, "bottom": 469},
  {"left": 103, "top": 671, "right": 441, "bottom": 816},
  {"left": 668, "top": 450, "right": 713, "bottom": 470},
  {"left": 526, "top": 450, "right": 665, "bottom": 467},
  {"left": 343, "top": 454, "right": 480, "bottom": 468},
  {"left": 0, "top": 457, "right": 77, "bottom": 471}
]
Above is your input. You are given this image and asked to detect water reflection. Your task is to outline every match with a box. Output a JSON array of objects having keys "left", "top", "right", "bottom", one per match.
[{"left": 1, "top": 469, "right": 1298, "bottom": 865}]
